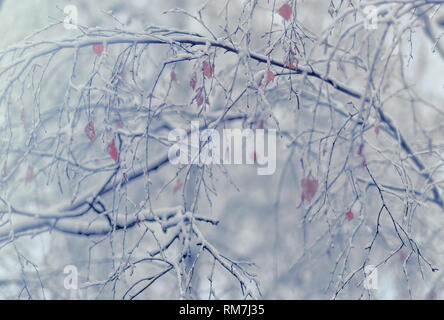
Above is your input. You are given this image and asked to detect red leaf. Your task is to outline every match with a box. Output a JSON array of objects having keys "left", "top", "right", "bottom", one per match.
[
  {"left": 190, "top": 73, "right": 197, "bottom": 90},
  {"left": 196, "top": 89, "right": 204, "bottom": 107},
  {"left": 173, "top": 179, "right": 183, "bottom": 193},
  {"left": 85, "top": 121, "right": 96, "bottom": 142},
  {"left": 203, "top": 61, "right": 214, "bottom": 78},
  {"left": 196, "top": 95, "right": 204, "bottom": 108},
  {"left": 285, "top": 56, "right": 298, "bottom": 71},
  {"left": 171, "top": 72, "right": 177, "bottom": 82},
  {"left": 278, "top": 3, "right": 292, "bottom": 21},
  {"left": 375, "top": 125, "right": 380, "bottom": 136},
  {"left": 346, "top": 211, "right": 354, "bottom": 221},
  {"left": 107, "top": 138, "right": 119, "bottom": 162},
  {"left": 301, "top": 176, "right": 318, "bottom": 203},
  {"left": 257, "top": 70, "right": 276, "bottom": 88},
  {"left": 93, "top": 43, "right": 104, "bottom": 56},
  {"left": 267, "top": 70, "right": 275, "bottom": 84},
  {"left": 25, "top": 165, "right": 34, "bottom": 183}
]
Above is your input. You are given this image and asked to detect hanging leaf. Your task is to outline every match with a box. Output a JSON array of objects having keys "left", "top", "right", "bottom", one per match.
[
  {"left": 346, "top": 211, "right": 354, "bottom": 221},
  {"left": 301, "top": 176, "right": 318, "bottom": 203},
  {"left": 203, "top": 61, "right": 214, "bottom": 78},
  {"left": 85, "top": 121, "right": 96, "bottom": 142},
  {"left": 93, "top": 43, "right": 104, "bottom": 56},
  {"left": 285, "top": 61, "right": 298, "bottom": 70},
  {"left": 267, "top": 70, "right": 275, "bottom": 84},
  {"left": 375, "top": 125, "right": 380, "bottom": 136},
  {"left": 257, "top": 70, "right": 276, "bottom": 88},
  {"left": 195, "top": 88, "right": 204, "bottom": 108},
  {"left": 173, "top": 179, "right": 183, "bottom": 193},
  {"left": 171, "top": 72, "right": 177, "bottom": 82},
  {"left": 278, "top": 3, "right": 292, "bottom": 21},
  {"left": 190, "top": 72, "right": 197, "bottom": 90},
  {"left": 107, "top": 138, "right": 119, "bottom": 162}
]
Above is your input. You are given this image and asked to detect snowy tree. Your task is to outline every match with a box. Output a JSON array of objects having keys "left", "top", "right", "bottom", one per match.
[{"left": 0, "top": 0, "right": 444, "bottom": 299}]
